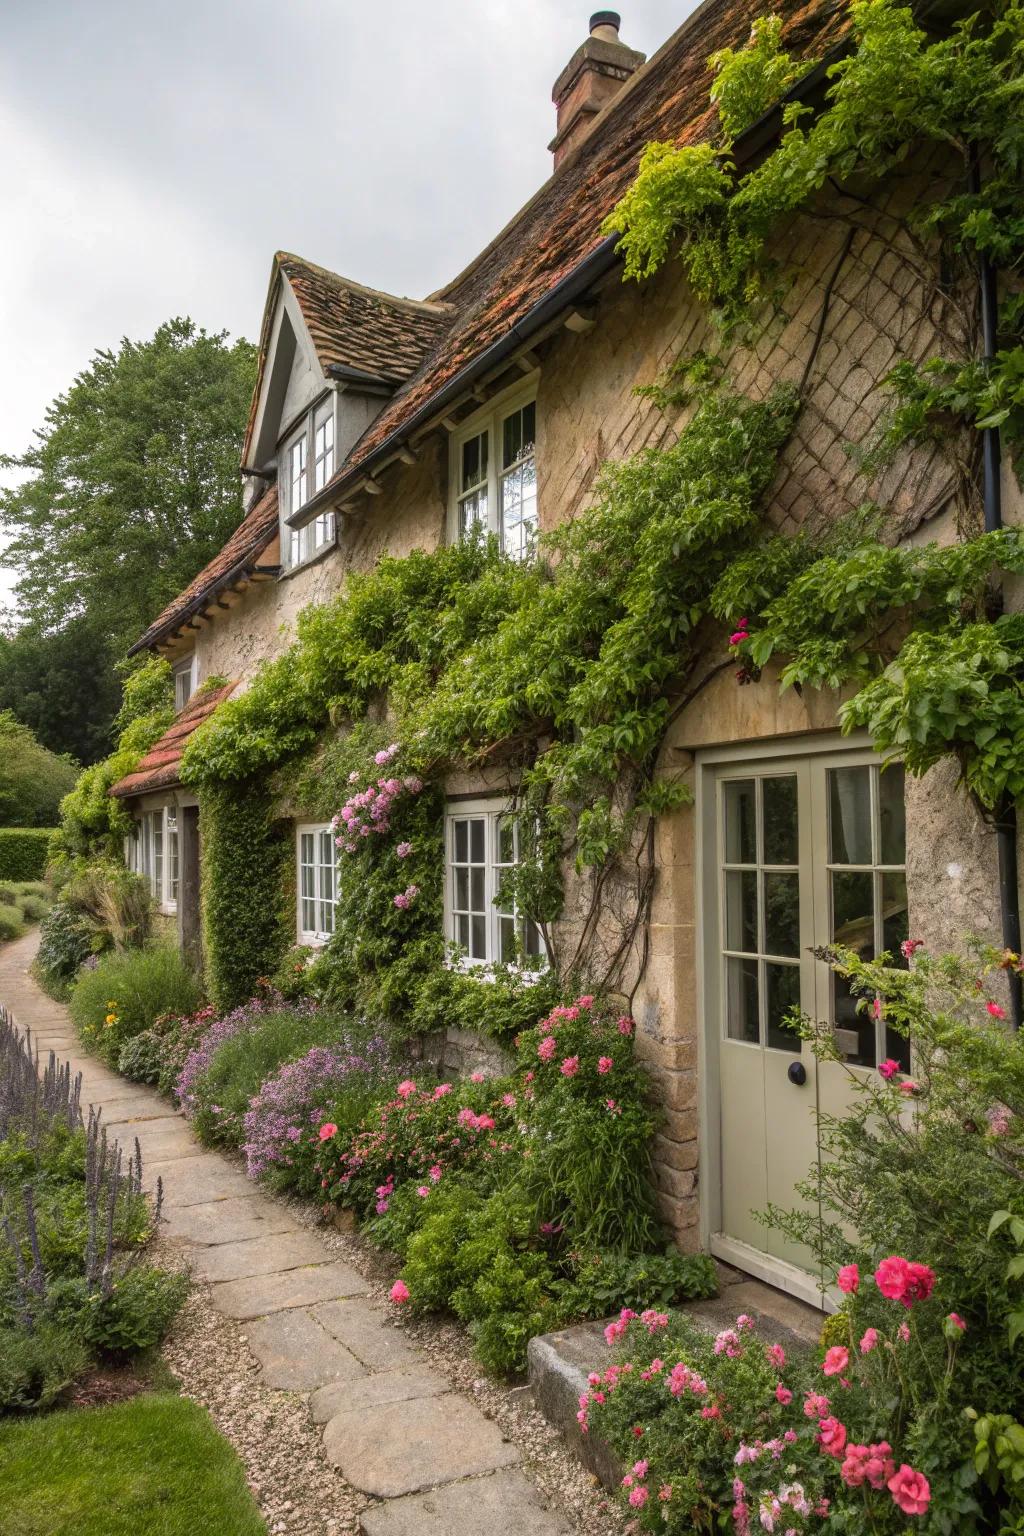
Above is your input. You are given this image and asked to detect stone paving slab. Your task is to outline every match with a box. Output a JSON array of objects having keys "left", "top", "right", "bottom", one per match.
[
  {"left": 312, "top": 1299, "right": 423, "bottom": 1372},
  {"left": 311, "top": 1366, "right": 448, "bottom": 1425},
  {"left": 147, "top": 1153, "right": 257, "bottom": 1205},
  {"left": 192, "top": 1231, "right": 330, "bottom": 1284},
  {"left": 161, "top": 1195, "right": 300, "bottom": 1246},
  {"left": 212, "top": 1260, "right": 369, "bottom": 1319},
  {"left": 245, "top": 1308, "right": 368, "bottom": 1392},
  {"left": 358, "top": 1470, "right": 573, "bottom": 1536},
  {"left": 323, "top": 1393, "right": 520, "bottom": 1498},
  {"left": 105, "top": 1123, "right": 203, "bottom": 1162}
]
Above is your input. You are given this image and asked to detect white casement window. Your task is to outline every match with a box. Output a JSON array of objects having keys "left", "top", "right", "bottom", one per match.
[
  {"left": 284, "top": 399, "right": 337, "bottom": 570},
  {"left": 450, "top": 389, "right": 537, "bottom": 560},
  {"left": 297, "top": 824, "right": 337, "bottom": 944},
  {"left": 444, "top": 800, "right": 544, "bottom": 968},
  {"left": 173, "top": 655, "right": 197, "bottom": 712},
  {"left": 128, "top": 806, "right": 179, "bottom": 913}
]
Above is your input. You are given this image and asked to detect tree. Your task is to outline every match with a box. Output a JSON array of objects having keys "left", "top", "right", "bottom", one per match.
[
  {"left": 0, "top": 315, "right": 256, "bottom": 675},
  {"left": 0, "top": 614, "right": 121, "bottom": 766},
  {"left": 0, "top": 711, "right": 78, "bottom": 827}
]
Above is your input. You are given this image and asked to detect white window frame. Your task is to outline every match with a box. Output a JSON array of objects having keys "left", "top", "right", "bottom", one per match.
[
  {"left": 173, "top": 654, "right": 198, "bottom": 713},
  {"left": 448, "top": 382, "right": 537, "bottom": 560},
  {"left": 283, "top": 396, "right": 337, "bottom": 571},
  {"left": 128, "top": 805, "right": 179, "bottom": 914},
  {"left": 443, "top": 797, "right": 546, "bottom": 971},
  {"left": 296, "top": 822, "right": 337, "bottom": 945}
]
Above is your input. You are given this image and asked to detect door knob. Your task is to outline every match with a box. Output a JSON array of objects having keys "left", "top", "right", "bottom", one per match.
[{"left": 788, "top": 1061, "right": 807, "bottom": 1087}]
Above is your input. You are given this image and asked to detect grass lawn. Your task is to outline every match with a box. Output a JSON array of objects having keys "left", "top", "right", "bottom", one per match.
[{"left": 0, "top": 1392, "right": 266, "bottom": 1536}]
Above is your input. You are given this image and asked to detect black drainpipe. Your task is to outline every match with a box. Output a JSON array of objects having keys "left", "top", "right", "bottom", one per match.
[{"left": 969, "top": 153, "right": 1022, "bottom": 1027}]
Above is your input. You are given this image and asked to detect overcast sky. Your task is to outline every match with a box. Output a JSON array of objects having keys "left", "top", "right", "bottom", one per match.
[{"left": 0, "top": 0, "right": 695, "bottom": 617}]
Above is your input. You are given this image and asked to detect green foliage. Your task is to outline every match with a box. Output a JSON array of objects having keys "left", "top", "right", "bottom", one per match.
[
  {"left": 53, "top": 655, "right": 175, "bottom": 864},
  {"left": 559, "top": 1248, "right": 718, "bottom": 1317},
  {"left": 200, "top": 781, "right": 291, "bottom": 1012},
  {"left": 15, "top": 893, "right": 49, "bottom": 923},
  {"left": 69, "top": 944, "right": 202, "bottom": 1067},
  {"left": 709, "top": 13, "right": 808, "bottom": 139},
  {"left": 407, "top": 963, "right": 563, "bottom": 1043},
  {"left": 0, "top": 613, "right": 123, "bottom": 766},
  {"left": 61, "top": 860, "right": 152, "bottom": 954},
  {"left": 0, "top": 904, "right": 26, "bottom": 942},
  {"left": 0, "top": 1321, "right": 90, "bottom": 1412},
  {"left": 35, "top": 902, "right": 96, "bottom": 992},
  {"left": 969, "top": 1408, "right": 1024, "bottom": 1525},
  {"left": 0, "top": 1393, "right": 268, "bottom": 1535},
  {"left": 75, "top": 1267, "right": 189, "bottom": 1355},
  {"left": 0, "top": 712, "right": 77, "bottom": 828},
  {"left": 0, "top": 318, "right": 256, "bottom": 659},
  {"left": 0, "top": 828, "right": 53, "bottom": 882}
]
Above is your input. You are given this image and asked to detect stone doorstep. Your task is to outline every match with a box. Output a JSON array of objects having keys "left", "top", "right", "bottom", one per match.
[
  {"left": 211, "top": 1260, "right": 369, "bottom": 1320},
  {"left": 245, "top": 1307, "right": 368, "bottom": 1393},
  {"left": 310, "top": 1366, "right": 448, "bottom": 1425},
  {"left": 323, "top": 1391, "right": 520, "bottom": 1499},
  {"left": 528, "top": 1279, "right": 825, "bottom": 1491},
  {"left": 358, "top": 1469, "right": 573, "bottom": 1536}
]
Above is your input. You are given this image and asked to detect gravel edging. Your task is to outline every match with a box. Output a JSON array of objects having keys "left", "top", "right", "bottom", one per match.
[{"left": 155, "top": 1171, "right": 625, "bottom": 1536}]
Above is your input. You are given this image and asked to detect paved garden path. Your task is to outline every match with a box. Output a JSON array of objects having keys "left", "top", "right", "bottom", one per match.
[{"left": 0, "top": 930, "right": 573, "bottom": 1536}]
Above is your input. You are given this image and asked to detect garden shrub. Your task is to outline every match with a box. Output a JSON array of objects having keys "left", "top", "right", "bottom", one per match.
[
  {"left": 0, "top": 1322, "right": 90, "bottom": 1412},
  {"left": 74, "top": 1267, "right": 190, "bottom": 1354},
  {"left": 35, "top": 901, "right": 95, "bottom": 993},
  {"left": 116, "top": 1029, "right": 165, "bottom": 1086},
  {"left": 0, "top": 903, "right": 26, "bottom": 942},
  {"left": 177, "top": 997, "right": 348, "bottom": 1148},
  {"left": 69, "top": 943, "right": 202, "bottom": 1067},
  {"left": 16, "top": 892, "right": 49, "bottom": 922},
  {"left": 0, "top": 827, "right": 53, "bottom": 881},
  {"left": 559, "top": 1248, "right": 718, "bottom": 1318},
  {"left": 61, "top": 861, "right": 151, "bottom": 952}
]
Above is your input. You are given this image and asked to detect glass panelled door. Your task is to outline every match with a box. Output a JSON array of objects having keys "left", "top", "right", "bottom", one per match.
[{"left": 705, "top": 747, "right": 907, "bottom": 1295}]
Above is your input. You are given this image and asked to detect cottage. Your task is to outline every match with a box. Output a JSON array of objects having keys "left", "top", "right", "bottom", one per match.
[{"left": 111, "top": 1, "right": 1016, "bottom": 1309}]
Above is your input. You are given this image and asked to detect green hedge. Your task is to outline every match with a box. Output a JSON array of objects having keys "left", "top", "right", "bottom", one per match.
[{"left": 0, "top": 828, "right": 54, "bottom": 881}]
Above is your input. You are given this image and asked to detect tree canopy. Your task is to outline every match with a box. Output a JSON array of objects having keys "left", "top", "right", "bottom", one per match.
[
  {"left": 0, "top": 710, "right": 78, "bottom": 827},
  {"left": 0, "top": 317, "right": 256, "bottom": 759}
]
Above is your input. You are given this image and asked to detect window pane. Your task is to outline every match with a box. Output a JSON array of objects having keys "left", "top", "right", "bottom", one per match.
[
  {"left": 461, "top": 431, "right": 487, "bottom": 492},
  {"left": 725, "top": 870, "right": 758, "bottom": 953},
  {"left": 498, "top": 914, "right": 516, "bottom": 962},
  {"left": 469, "top": 819, "right": 485, "bottom": 863},
  {"left": 762, "top": 776, "right": 798, "bottom": 865},
  {"left": 882, "top": 871, "right": 909, "bottom": 961},
  {"left": 470, "top": 866, "right": 486, "bottom": 913},
  {"left": 454, "top": 868, "right": 468, "bottom": 911},
  {"left": 457, "top": 913, "right": 469, "bottom": 952},
  {"left": 470, "top": 914, "right": 487, "bottom": 958},
  {"left": 499, "top": 456, "right": 537, "bottom": 563},
  {"left": 829, "top": 767, "right": 872, "bottom": 864},
  {"left": 764, "top": 872, "right": 799, "bottom": 957},
  {"left": 726, "top": 956, "right": 759, "bottom": 1044},
  {"left": 879, "top": 766, "right": 906, "bottom": 864},
  {"left": 766, "top": 962, "right": 801, "bottom": 1052},
  {"left": 502, "top": 409, "right": 522, "bottom": 469},
  {"left": 498, "top": 816, "right": 516, "bottom": 864},
  {"left": 885, "top": 1024, "right": 912, "bottom": 1073},
  {"left": 723, "top": 780, "right": 756, "bottom": 863},
  {"left": 524, "top": 919, "right": 542, "bottom": 957},
  {"left": 833, "top": 978, "right": 875, "bottom": 1067},
  {"left": 454, "top": 820, "right": 467, "bottom": 863},
  {"left": 832, "top": 870, "right": 875, "bottom": 957},
  {"left": 459, "top": 487, "right": 488, "bottom": 540}
]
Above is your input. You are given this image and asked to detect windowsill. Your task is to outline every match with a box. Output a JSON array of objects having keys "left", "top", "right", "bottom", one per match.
[
  {"left": 297, "top": 932, "right": 332, "bottom": 949},
  {"left": 444, "top": 955, "right": 549, "bottom": 982},
  {"left": 158, "top": 902, "right": 178, "bottom": 918},
  {"left": 279, "top": 537, "right": 337, "bottom": 582}
]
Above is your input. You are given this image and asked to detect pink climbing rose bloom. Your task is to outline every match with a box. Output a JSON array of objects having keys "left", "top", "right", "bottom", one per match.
[
  {"left": 875, "top": 1255, "right": 912, "bottom": 1301},
  {"left": 823, "top": 1346, "right": 849, "bottom": 1377},
  {"left": 775, "top": 1384, "right": 793, "bottom": 1406},
  {"left": 318, "top": 1123, "right": 338, "bottom": 1141},
  {"left": 945, "top": 1312, "right": 967, "bottom": 1335},
  {"left": 390, "top": 1280, "right": 410, "bottom": 1305},
  {"left": 901, "top": 938, "right": 924, "bottom": 959},
  {"left": 837, "top": 1263, "right": 859, "bottom": 1294},
  {"left": 617, "top": 1015, "right": 634, "bottom": 1036},
  {"left": 878, "top": 1059, "right": 901, "bottom": 1080},
  {"left": 887, "top": 1465, "right": 931, "bottom": 1515}
]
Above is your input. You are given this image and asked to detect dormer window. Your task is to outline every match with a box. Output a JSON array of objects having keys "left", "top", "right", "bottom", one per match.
[
  {"left": 284, "top": 397, "right": 336, "bottom": 569},
  {"left": 173, "top": 654, "right": 197, "bottom": 712},
  {"left": 450, "top": 387, "right": 537, "bottom": 559}
]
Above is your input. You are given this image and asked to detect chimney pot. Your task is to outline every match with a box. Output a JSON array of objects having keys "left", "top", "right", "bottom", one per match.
[{"left": 550, "top": 12, "right": 645, "bottom": 168}]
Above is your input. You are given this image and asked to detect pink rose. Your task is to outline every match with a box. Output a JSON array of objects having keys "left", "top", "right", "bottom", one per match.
[
  {"left": 396, "top": 1079, "right": 417, "bottom": 1099},
  {"left": 823, "top": 1346, "right": 849, "bottom": 1377},
  {"left": 987, "top": 1000, "right": 1007, "bottom": 1019},
  {"left": 905, "top": 1262, "right": 935, "bottom": 1304},
  {"left": 945, "top": 1312, "right": 967, "bottom": 1334},
  {"left": 766, "top": 1343, "right": 786, "bottom": 1369},
  {"left": 775, "top": 1383, "right": 793, "bottom": 1405},
  {"left": 878, "top": 1058, "right": 901, "bottom": 1080},
  {"left": 617, "top": 1015, "right": 634, "bottom": 1036},
  {"left": 874, "top": 1255, "right": 912, "bottom": 1301},
  {"left": 390, "top": 1280, "right": 410, "bottom": 1305},
  {"left": 537, "top": 1036, "right": 557, "bottom": 1062},
  {"left": 859, "top": 1328, "right": 879, "bottom": 1354},
  {"left": 560, "top": 1056, "right": 579, "bottom": 1077},
  {"left": 818, "top": 1417, "right": 847, "bottom": 1458},
  {"left": 597, "top": 1056, "right": 613, "bottom": 1074},
  {"left": 887, "top": 1465, "right": 931, "bottom": 1515},
  {"left": 900, "top": 938, "right": 924, "bottom": 959},
  {"left": 470, "top": 1071, "right": 485, "bottom": 1083},
  {"left": 577, "top": 994, "right": 595, "bottom": 1008},
  {"left": 837, "top": 1263, "right": 859, "bottom": 1294},
  {"left": 318, "top": 1122, "right": 338, "bottom": 1141},
  {"left": 803, "top": 1391, "right": 830, "bottom": 1419}
]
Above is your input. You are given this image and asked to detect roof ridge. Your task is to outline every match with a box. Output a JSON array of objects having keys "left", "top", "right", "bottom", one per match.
[{"left": 276, "top": 251, "right": 454, "bottom": 317}]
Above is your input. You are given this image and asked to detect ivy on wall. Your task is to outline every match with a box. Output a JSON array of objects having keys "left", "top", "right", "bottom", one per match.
[{"left": 200, "top": 780, "right": 292, "bottom": 1011}]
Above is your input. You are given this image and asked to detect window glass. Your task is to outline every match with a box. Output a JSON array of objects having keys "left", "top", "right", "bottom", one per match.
[
  {"left": 447, "top": 806, "right": 543, "bottom": 966},
  {"left": 454, "top": 398, "right": 537, "bottom": 555},
  {"left": 174, "top": 658, "right": 195, "bottom": 712},
  {"left": 458, "top": 430, "right": 489, "bottom": 541},
  {"left": 314, "top": 409, "right": 334, "bottom": 494},
  {"left": 318, "top": 829, "right": 336, "bottom": 936},
  {"left": 299, "top": 832, "right": 317, "bottom": 935},
  {"left": 450, "top": 815, "right": 488, "bottom": 960},
  {"left": 152, "top": 811, "right": 163, "bottom": 903},
  {"left": 297, "top": 827, "right": 336, "bottom": 941},
  {"left": 829, "top": 766, "right": 872, "bottom": 864},
  {"left": 167, "top": 809, "right": 179, "bottom": 904},
  {"left": 290, "top": 436, "right": 307, "bottom": 514}
]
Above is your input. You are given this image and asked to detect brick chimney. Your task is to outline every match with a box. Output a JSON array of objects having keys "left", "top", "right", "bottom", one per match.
[{"left": 550, "top": 12, "right": 646, "bottom": 168}]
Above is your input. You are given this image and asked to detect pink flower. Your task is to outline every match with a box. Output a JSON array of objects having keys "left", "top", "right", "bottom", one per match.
[
  {"left": 878, "top": 1059, "right": 901, "bottom": 1080},
  {"left": 537, "top": 1036, "right": 557, "bottom": 1062},
  {"left": 318, "top": 1122, "right": 338, "bottom": 1141},
  {"left": 987, "top": 1104, "right": 1012, "bottom": 1136},
  {"left": 390, "top": 1280, "right": 410, "bottom": 1305},
  {"left": 823, "top": 1346, "right": 849, "bottom": 1377},
  {"left": 899, "top": 1079, "right": 919, "bottom": 1096},
  {"left": 416, "top": 1186, "right": 429, "bottom": 1198},
  {"left": 859, "top": 1328, "right": 879, "bottom": 1354},
  {"left": 429, "top": 1165, "right": 442, "bottom": 1182},
  {"left": 901, "top": 938, "right": 924, "bottom": 959},
  {"left": 875, "top": 1255, "right": 912, "bottom": 1301},
  {"left": 905, "top": 1262, "right": 936, "bottom": 1304},
  {"left": 887, "top": 1465, "right": 931, "bottom": 1515},
  {"left": 729, "top": 630, "right": 749, "bottom": 647},
  {"left": 898, "top": 1322, "right": 911, "bottom": 1342},
  {"left": 577, "top": 994, "right": 595, "bottom": 1008},
  {"left": 658, "top": 1485, "right": 672, "bottom": 1502},
  {"left": 502, "top": 1092, "right": 517, "bottom": 1108},
  {"left": 617, "top": 1015, "right": 634, "bottom": 1036},
  {"left": 396, "top": 841, "right": 413, "bottom": 858},
  {"left": 597, "top": 1056, "right": 613, "bottom": 1074},
  {"left": 842, "top": 1442, "right": 894, "bottom": 1490},
  {"left": 433, "top": 1083, "right": 453, "bottom": 1099},
  {"left": 766, "top": 1343, "right": 786, "bottom": 1369},
  {"left": 987, "top": 1000, "right": 1007, "bottom": 1019},
  {"left": 396, "top": 1080, "right": 417, "bottom": 1099},
  {"left": 632, "top": 1460, "right": 649, "bottom": 1479},
  {"left": 560, "top": 1056, "right": 580, "bottom": 1077},
  {"left": 803, "top": 1392, "right": 830, "bottom": 1419},
  {"left": 837, "top": 1263, "right": 859, "bottom": 1294},
  {"left": 818, "top": 1417, "right": 847, "bottom": 1458},
  {"left": 775, "top": 1384, "right": 793, "bottom": 1405},
  {"left": 945, "top": 1311, "right": 967, "bottom": 1334},
  {"left": 605, "top": 1098, "right": 621, "bottom": 1114},
  {"left": 628, "top": 1486, "right": 649, "bottom": 1508},
  {"left": 470, "top": 1071, "right": 486, "bottom": 1083}
]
